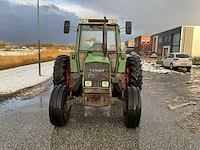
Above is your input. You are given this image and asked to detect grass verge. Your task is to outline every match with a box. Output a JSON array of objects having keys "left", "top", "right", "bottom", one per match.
[
  {"left": 192, "top": 57, "right": 200, "bottom": 65},
  {"left": 0, "top": 49, "right": 70, "bottom": 70}
]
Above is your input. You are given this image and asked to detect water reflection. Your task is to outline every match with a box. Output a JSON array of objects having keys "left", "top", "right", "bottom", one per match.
[{"left": 0, "top": 81, "right": 53, "bottom": 114}]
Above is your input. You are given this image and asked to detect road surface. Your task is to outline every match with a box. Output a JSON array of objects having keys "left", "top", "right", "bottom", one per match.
[{"left": 0, "top": 68, "right": 200, "bottom": 150}]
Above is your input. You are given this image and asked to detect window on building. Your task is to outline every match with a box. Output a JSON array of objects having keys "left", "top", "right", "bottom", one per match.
[
  {"left": 141, "top": 40, "right": 145, "bottom": 44},
  {"left": 168, "top": 35, "right": 171, "bottom": 42},
  {"left": 146, "top": 40, "right": 150, "bottom": 44},
  {"left": 159, "top": 37, "right": 162, "bottom": 43},
  {"left": 165, "top": 36, "right": 168, "bottom": 42}
]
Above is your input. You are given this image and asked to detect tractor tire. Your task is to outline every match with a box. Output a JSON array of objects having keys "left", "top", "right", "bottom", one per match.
[
  {"left": 53, "top": 55, "right": 70, "bottom": 86},
  {"left": 126, "top": 56, "right": 143, "bottom": 90},
  {"left": 112, "top": 86, "right": 118, "bottom": 97},
  {"left": 123, "top": 86, "right": 141, "bottom": 128},
  {"left": 49, "top": 84, "right": 71, "bottom": 126}
]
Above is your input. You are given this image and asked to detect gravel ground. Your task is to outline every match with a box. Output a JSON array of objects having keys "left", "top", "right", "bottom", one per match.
[{"left": 0, "top": 69, "right": 200, "bottom": 150}]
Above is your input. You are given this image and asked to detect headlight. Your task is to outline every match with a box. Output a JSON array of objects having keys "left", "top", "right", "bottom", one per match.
[
  {"left": 85, "top": 81, "right": 92, "bottom": 87},
  {"left": 102, "top": 81, "right": 109, "bottom": 87}
]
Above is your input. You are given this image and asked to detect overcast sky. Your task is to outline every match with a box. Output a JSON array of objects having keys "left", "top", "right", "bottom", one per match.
[{"left": 0, "top": 0, "right": 200, "bottom": 44}]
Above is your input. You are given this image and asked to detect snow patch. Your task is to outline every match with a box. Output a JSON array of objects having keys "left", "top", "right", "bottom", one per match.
[
  {"left": 142, "top": 60, "right": 185, "bottom": 74},
  {"left": 0, "top": 61, "right": 54, "bottom": 95}
]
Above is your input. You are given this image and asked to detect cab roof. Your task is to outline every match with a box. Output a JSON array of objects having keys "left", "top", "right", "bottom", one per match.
[{"left": 79, "top": 18, "right": 118, "bottom": 25}]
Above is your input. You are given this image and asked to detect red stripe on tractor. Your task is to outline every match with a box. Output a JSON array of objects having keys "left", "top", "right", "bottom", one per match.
[
  {"left": 66, "top": 64, "right": 70, "bottom": 86},
  {"left": 126, "top": 65, "right": 130, "bottom": 87}
]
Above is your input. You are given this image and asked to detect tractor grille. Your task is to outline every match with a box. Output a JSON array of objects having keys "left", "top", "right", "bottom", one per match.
[{"left": 84, "top": 62, "right": 109, "bottom": 87}]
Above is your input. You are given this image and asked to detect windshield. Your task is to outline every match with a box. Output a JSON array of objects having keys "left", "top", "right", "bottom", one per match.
[
  {"left": 176, "top": 54, "right": 190, "bottom": 58},
  {"left": 79, "top": 25, "right": 116, "bottom": 51}
]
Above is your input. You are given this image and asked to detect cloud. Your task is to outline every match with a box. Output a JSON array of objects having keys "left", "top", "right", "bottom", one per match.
[
  {"left": 0, "top": 0, "right": 78, "bottom": 44},
  {"left": 2, "top": 0, "right": 200, "bottom": 44},
  {"left": 73, "top": 0, "right": 200, "bottom": 37},
  {"left": 41, "top": 4, "right": 60, "bottom": 12}
]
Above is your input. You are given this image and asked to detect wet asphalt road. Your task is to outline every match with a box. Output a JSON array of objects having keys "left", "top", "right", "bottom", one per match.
[{"left": 0, "top": 68, "right": 200, "bottom": 150}]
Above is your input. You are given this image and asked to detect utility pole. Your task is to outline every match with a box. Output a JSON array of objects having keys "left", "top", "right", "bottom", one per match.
[{"left": 37, "top": 0, "right": 41, "bottom": 76}]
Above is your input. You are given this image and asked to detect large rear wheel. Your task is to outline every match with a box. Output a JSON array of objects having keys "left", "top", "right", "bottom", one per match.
[
  {"left": 124, "top": 86, "right": 141, "bottom": 128},
  {"left": 126, "top": 56, "right": 143, "bottom": 90},
  {"left": 49, "top": 84, "right": 71, "bottom": 126},
  {"left": 53, "top": 55, "right": 82, "bottom": 96},
  {"left": 53, "top": 55, "right": 70, "bottom": 86}
]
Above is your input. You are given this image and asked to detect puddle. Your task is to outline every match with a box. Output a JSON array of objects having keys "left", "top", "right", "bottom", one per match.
[{"left": 0, "top": 79, "right": 53, "bottom": 115}]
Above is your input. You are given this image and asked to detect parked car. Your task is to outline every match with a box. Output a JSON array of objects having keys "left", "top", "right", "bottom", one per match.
[
  {"left": 150, "top": 52, "right": 157, "bottom": 58},
  {"left": 126, "top": 50, "right": 138, "bottom": 57},
  {"left": 138, "top": 51, "right": 145, "bottom": 56},
  {"left": 125, "top": 48, "right": 138, "bottom": 57},
  {"left": 161, "top": 52, "right": 192, "bottom": 72},
  {"left": 146, "top": 50, "right": 152, "bottom": 55},
  {"left": 125, "top": 48, "right": 135, "bottom": 54}
]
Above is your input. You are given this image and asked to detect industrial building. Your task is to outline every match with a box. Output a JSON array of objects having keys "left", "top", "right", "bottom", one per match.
[
  {"left": 134, "top": 35, "right": 150, "bottom": 53},
  {"left": 125, "top": 40, "right": 134, "bottom": 48},
  {"left": 150, "top": 26, "right": 200, "bottom": 57}
]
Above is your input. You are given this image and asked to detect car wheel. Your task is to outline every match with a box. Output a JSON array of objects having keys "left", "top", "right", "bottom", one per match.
[
  {"left": 170, "top": 63, "right": 174, "bottom": 70},
  {"left": 187, "top": 67, "right": 191, "bottom": 72}
]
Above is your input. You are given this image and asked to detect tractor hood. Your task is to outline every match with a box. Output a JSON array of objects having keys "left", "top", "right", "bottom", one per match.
[{"left": 85, "top": 52, "right": 110, "bottom": 64}]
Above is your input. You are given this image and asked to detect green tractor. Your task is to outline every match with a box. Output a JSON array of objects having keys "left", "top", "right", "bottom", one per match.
[{"left": 49, "top": 17, "right": 143, "bottom": 128}]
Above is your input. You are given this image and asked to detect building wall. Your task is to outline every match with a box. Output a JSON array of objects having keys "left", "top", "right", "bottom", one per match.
[
  {"left": 180, "top": 26, "right": 200, "bottom": 57},
  {"left": 134, "top": 35, "right": 150, "bottom": 53},
  {"left": 192, "top": 27, "right": 200, "bottom": 57},
  {"left": 150, "top": 27, "right": 181, "bottom": 57},
  {"left": 151, "top": 26, "right": 200, "bottom": 57},
  {"left": 125, "top": 40, "right": 134, "bottom": 47},
  {"left": 134, "top": 37, "right": 140, "bottom": 53},
  {"left": 180, "top": 26, "right": 194, "bottom": 55}
]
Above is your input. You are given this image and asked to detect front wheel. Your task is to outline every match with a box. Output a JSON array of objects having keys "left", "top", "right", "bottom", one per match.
[
  {"left": 123, "top": 86, "right": 141, "bottom": 128},
  {"left": 49, "top": 84, "right": 71, "bottom": 126}
]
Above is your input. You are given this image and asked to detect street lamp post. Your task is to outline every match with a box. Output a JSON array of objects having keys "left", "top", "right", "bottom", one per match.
[{"left": 37, "top": 0, "right": 41, "bottom": 76}]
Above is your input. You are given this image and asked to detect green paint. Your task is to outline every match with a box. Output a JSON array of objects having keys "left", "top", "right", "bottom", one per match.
[
  {"left": 85, "top": 52, "right": 110, "bottom": 63},
  {"left": 117, "top": 52, "right": 126, "bottom": 72},
  {"left": 83, "top": 52, "right": 111, "bottom": 89},
  {"left": 70, "top": 52, "right": 78, "bottom": 72}
]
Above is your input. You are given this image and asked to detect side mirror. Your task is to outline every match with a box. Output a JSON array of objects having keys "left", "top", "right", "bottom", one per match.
[
  {"left": 64, "top": 21, "right": 70, "bottom": 34},
  {"left": 126, "top": 21, "right": 132, "bottom": 34}
]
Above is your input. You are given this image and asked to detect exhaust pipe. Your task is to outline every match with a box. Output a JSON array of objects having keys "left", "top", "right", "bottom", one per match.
[{"left": 103, "top": 17, "right": 108, "bottom": 57}]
